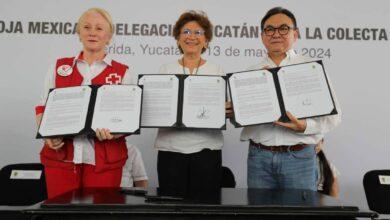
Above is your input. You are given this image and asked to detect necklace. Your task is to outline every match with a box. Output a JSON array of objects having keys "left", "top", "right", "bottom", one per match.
[{"left": 182, "top": 57, "right": 201, "bottom": 75}]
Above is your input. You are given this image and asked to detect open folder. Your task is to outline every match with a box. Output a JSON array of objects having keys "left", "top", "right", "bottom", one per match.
[
  {"left": 138, "top": 74, "right": 226, "bottom": 129},
  {"left": 227, "top": 60, "right": 337, "bottom": 127},
  {"left": 36, "top": 85, "right": 142, "bottom": 138}
]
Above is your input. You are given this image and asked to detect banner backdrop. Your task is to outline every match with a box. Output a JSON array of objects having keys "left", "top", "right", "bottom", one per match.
[{"left": 1, "top": 0, "right": 389, "bottom": 209}]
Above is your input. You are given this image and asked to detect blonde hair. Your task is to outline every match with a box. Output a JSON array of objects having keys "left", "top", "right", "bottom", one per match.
[{"left": 76, "top": 8, "right": 115, "bottom": 36}]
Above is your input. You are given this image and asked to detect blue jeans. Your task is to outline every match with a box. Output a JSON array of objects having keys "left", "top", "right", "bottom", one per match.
[{"left": 247, "top": 143, "right": 317, "bottom": 191}]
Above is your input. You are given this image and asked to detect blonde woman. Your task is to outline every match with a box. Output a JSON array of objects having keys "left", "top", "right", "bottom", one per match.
[{"left": 35, "top": 8, "right": 134, "bottom": 198}]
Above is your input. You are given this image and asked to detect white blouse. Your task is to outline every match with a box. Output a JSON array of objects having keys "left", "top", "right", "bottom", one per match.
[{"left": 155, "top": 60, "right": 225, "bottom": 154}]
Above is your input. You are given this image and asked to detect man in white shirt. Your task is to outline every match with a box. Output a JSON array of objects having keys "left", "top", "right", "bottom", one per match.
[
  {"left": 120, "top": 145, "right": 148, "bottom": 187},
  {"left": 242, "top": 7, "right": 341, "bottom": 190}
]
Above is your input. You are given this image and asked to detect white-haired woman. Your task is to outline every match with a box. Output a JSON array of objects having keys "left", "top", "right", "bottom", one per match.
[{"left": 35, "top": 8, "right": 134, "bottom": 198}]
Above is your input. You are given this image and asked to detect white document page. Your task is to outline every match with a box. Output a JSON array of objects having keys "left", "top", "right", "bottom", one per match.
[
  {"left": 278, "top": 62, "right": 334, "bottom": 118},
  {"left": 39, "top": 86, "right": 91, "bottom": 136},
  {"left": 138, "top": 75, "right": 179, "bottom": 127},
  {"left": 91, "top": 85, "right": 142, "bottom": 133},
  {"left": 182, "top": 76, "right": 226, "bottom": 129},
  {"left": 229, "top": 70, "right": 281, "bottom": 126}
]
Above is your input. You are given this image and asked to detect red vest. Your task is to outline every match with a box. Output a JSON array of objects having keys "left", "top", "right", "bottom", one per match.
[{"left": 40, "top": 56, "right": 129, "bottom": 173}]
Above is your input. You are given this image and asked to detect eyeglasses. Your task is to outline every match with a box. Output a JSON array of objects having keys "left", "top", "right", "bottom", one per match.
[
  {"left": 181, "top": 28, "right": 205, "bottom": 37},
  {"left": 263, "top": 24, "right": 296, "bottom": 36}
]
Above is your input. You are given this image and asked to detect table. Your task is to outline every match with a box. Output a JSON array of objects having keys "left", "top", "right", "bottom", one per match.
[{"left": 20, "top": 187, "right": 377, "bottom": 220}]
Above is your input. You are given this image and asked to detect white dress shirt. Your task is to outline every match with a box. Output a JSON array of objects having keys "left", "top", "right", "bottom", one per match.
[
  {"left": 155, "top": 60, "right": 225, "bottom": 154},
  {"left": 240, "top": 50, "right": 342, "bottom": 146},
  {"left": 120, "top": 145, "right": 148, "bottom": 187},
  {"left": 38, "top": 52, "right": 134, "bottom": 164}
]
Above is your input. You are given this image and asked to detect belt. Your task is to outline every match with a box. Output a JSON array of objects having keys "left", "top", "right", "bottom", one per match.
[{"left": 250, "top": 140, "right": 307, "bottom": 152}]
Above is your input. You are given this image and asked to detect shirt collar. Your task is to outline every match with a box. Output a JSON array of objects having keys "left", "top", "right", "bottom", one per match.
[
  {"left": 285, "top": 49, "right": 297, "bottom": 60},
  {"left": 265, "top": 49, "right": 297, "bottom": 67},
  {"left": 102, "top": 54, "right": 113, "bottom": 66},
  {"left": 73, "top": 51, "right": 112, "bottom": 67}
]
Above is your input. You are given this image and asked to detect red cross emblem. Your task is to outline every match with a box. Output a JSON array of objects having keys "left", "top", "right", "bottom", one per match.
[{"left": 106, "top": 73, "right": 122, "bottom": 85}]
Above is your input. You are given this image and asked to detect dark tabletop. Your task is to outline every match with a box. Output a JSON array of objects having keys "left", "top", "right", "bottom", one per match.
[{"left": 19, "top": 187, "right": 376, "bottom": 219}]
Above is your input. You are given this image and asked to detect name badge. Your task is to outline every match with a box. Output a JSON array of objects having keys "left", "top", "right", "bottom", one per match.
[
  {"left": 57, "top": 65, "right": 73, "bottom": 76},
  {"left": 10, "top": 170, "right": 42, "bottom": 179},
  {"left": 379, "top": 175, "right": 390, "bottom": 185}
]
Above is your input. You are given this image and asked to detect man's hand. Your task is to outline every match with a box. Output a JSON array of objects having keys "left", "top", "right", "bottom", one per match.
[{"left": 274, "top": 111, "right": 307, "bottom": 132}]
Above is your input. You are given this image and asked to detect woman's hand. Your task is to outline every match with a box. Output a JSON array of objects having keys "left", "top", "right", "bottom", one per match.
[
  {"left": 45, "top": 137, "right": 64, "bottom": 150},
  {"left": 95, "top": 128, "right": 124, "bottom": 141},
  {"left": 38, "top": 114, "right": 65, "bottom": 150}
]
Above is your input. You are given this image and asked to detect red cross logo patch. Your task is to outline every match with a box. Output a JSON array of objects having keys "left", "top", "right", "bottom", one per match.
[{"left": 106, "top": 73, "right": 122, "bottom": 85}]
